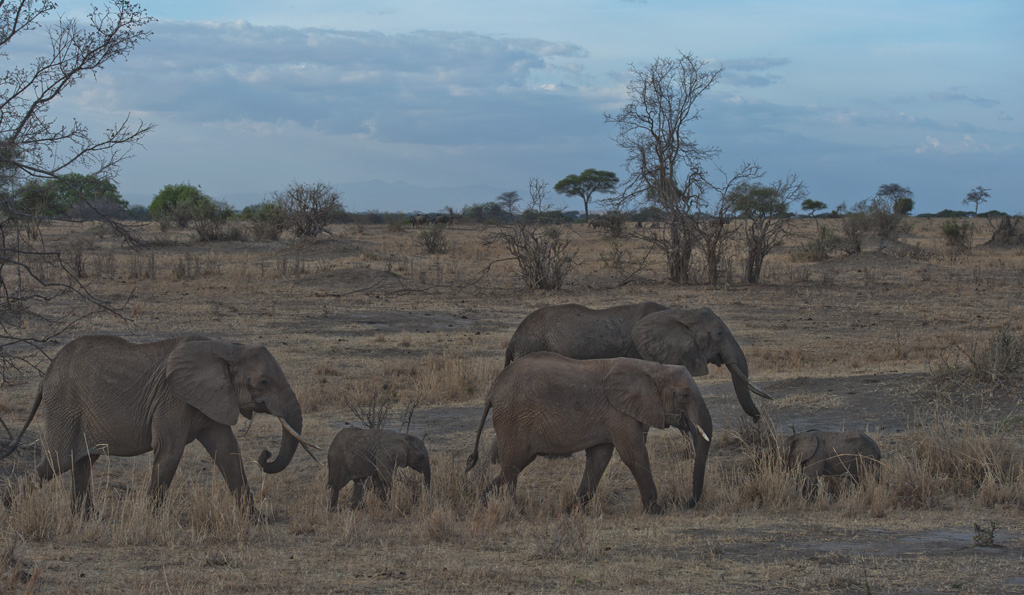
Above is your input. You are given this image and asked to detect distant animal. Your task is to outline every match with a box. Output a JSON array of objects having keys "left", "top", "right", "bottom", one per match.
[
  {"left": 327, "top": 427, "right": 431, "bottom": 510},
  {"left": 783, "top": 430, "right": 881, "bottom": 488},
  {"left": 0, "top": 335, "right": 316, "bottom": 513},
  {"left": 504, "top": 303, "right": 772, "bottom": 422},
  {"left": 434, "top": 213, "right": 453, "bottom": 227},
  {"left": 466, "top": 352, "right": 713, "bottom": 513}
]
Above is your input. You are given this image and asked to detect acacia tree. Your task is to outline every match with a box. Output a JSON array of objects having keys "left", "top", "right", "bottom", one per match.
[
  {"left": 0, "top": 0, "right": 152, "bottom": 381},
  {"left": 869, "top": 183, "right": 914, "bottom": 249},
  {"left": 963, "top": 186, "right": 990, "bottom": 215},
  {"left": 605, "top": 52, "right": 721, "bottom": 284},
  {"left": 553, "top": 169, "right": 619, "bottom": 222}
]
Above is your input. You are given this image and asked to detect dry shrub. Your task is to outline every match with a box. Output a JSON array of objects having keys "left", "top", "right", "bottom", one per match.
[
  {"left": 530, "top": 513, "right": 597, "bottom": 562},
  {"left": 417, "top": 224, "right": 451, "bottom": 254},
  {"left": 422, "top": 503, "right": 462, "bottom": 544},
  {"left": 468, "top": 488, "right": 521, "bottom": 536}
]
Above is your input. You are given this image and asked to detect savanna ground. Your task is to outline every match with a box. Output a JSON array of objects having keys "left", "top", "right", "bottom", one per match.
[{"left": 1, "top": 216, "right": 1023, "bottom": 593}]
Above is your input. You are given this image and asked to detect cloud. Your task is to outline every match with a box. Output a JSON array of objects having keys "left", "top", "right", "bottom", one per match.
[
  {"left": 719, "top": 57, "right": 789, "bottom": 87},
  {"left": 914, "top": 133, "right": 987, "bottom": 155},
  {"left": 930, "top": 87, "right": 999, "bottom": 108},
  {"left": 91, "top": 21, "right": 598, "bottom": 145}
]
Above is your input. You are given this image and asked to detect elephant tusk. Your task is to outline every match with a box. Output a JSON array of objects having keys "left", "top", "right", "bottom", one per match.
[
  {"left": 279, "top": 417, "right": 322, "bottom": 450},
  {"left": 748, "top": 381, "right": 773, "bottom": 400},
  {"left": 300, "top": 442, "right": 324, "bottom": 467},
  {"left": 694, "top": 424, "right": 710, "bottom": 442},
  {"left": 727, "top": 363, "right": 774, "bottom": 400},
  {"left": 277, "top": 418, "right": 324, "bottom": 467}
]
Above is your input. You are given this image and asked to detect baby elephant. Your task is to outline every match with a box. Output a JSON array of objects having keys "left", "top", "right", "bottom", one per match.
[
  {"left": 327, "top": 427, "right": 431, "bottom": 510},
  {"left": 784, "top": 430, "right": 882, "bottom": 487}
]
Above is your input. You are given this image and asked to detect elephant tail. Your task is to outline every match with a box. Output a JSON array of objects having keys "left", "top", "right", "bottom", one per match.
[
  {"left": 464, "top": 398, "right": 492, "bottom": 473},
  {"left": 0, "top": 384, "right": 44, "bottom": 460}
]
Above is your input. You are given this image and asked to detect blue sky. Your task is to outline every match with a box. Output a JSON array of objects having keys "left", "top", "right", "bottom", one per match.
[{"left": 39, "top": 0, "right": 1023, "bottom": 213}]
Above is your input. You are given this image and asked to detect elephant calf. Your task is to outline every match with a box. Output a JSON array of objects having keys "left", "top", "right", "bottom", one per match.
[
  {"left": 784, "top": 430, "right": 882, "bottom": 488},
  {"left": 327, "top": 427, "right": 431, "bottom": 510}
]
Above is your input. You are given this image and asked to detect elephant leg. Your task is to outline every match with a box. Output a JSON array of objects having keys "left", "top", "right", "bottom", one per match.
[
  {"left": 148, "top": 433, "right": 189, "bottom": 505},
  {"left": 574, "top": 443, "right": 614, "bottom": 510},
  {"left": 350, "top": 479, "right": 365, "bottom": 509},
  {"left": 485, "top": 455, "right": 532, "bottom": 501},
  {"left": 614, "top": 439, "right": 660, "bottom": 514},
  {"left": 196, "top": 426, "right": 252, "bottom": 509},
  {"left": 70, "top": 453, "right": 101, "bottom": 514}
]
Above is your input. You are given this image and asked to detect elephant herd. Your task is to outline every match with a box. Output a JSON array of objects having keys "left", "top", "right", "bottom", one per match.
[
  {"left": 0, "top": 302, "right": 881, "bottom": 517},
  {"left": 409, "top": 212, "right": 453, "bottom": 227}
]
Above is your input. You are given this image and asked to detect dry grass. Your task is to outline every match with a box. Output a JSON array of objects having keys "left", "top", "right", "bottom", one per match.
[{"left": 1, "top": 218, "right": 1023, "bottom": 593}]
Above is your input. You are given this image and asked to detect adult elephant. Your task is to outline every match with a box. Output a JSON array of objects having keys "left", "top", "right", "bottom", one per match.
[
  {"left": 0, "top": 334, "right": 318, "bottom": 512},
  {"left": 504, "top": 302, "right": 772, "bottom": 422},
  {"left": 466, "top": 353, "right": 712, "bottom": 513}
]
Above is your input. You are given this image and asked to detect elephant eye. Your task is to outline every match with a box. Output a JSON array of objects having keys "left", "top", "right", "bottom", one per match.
[{"left": 257, "top": 378, "right": 270, "bottom": 388}]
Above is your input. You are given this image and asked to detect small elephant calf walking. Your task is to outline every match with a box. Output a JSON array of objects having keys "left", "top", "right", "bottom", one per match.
[
  {"left": 784, "top": 430, "right": 882, "bottom": 488},
  {"left": 327, "top": 427, "right": 431, "bottom": 510}
]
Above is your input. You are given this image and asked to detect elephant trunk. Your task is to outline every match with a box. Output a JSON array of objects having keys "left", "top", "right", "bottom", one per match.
[
  {"left": 257, "top": 401, "right": 303, "bottom": 474},
  {"left": 684, "top": 396, "right": 714, "bottom": 508},
  {"left": 725, "top": 350, "right": 764, "bottom": 423},
  {"left": 420, "top": 462, "right": 432, "bottom": 490}
]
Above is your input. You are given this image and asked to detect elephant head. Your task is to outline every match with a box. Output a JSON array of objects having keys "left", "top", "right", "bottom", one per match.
[
  {"left": 604, "top": 359, "right": 713, "bottom": 508},
  {"left": 631, "top": 307, "right": 771, "bottom": 422},
  {"left": 165, "top": 340, "right": 309, "bottom": 474},
  {"left": 401, "top": 434, "right": 431, "bottom": 489},
  {"left": 784, "top": 433, "right": 818, "bottom": 471}
]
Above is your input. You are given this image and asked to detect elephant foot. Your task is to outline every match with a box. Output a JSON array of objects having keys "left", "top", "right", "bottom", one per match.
[{"left": 642, "top": 501, "right": 664, "bottom": 515}]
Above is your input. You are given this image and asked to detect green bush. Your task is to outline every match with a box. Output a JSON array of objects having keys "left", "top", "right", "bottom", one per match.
[{"left": 940, "top": 218, "right": 973, "bottom": 257}]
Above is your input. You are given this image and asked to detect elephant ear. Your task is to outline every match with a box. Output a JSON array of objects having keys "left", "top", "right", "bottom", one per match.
[
  {"left": 786, "top": 434, "right": 818, "bottom": 468},
  {"left": 604, "top": 359, "right": 667, "bottom": 429},
  {"left": 632, "top": 310, "right": 710, "bottom": 376},
  {"left": 165, "top": 340, "right": 241, "bottom": 427}
]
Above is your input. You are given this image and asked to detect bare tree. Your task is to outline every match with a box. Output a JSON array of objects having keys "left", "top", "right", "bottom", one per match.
[
  {"left": 694, "top": 162, "right": 764, "bottom": 286},
  {"left": 0, "top": 0, "right": 152, "bottom": 382},
  {"left": 272, "top": 181, "right": 344, "bottom": 238},
  {"left": 487, "top": 178, "right": 576, "bottom": 290},
  {"left": 605, "top": 52, "right": 721, "bottom": 284},
  {"left": 733, "top": 173, "right": 807, "bottom": 284}
]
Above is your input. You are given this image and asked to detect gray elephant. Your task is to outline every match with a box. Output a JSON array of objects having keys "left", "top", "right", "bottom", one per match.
[
  {"left": 466, "top": 352, "right": 713, "bottom": 514},
  {"left": 0, "top": 335, "right": 317, "bottom": 512},
  {"left": 503, "top": 303, "right": 772, "bottom": 422},
  {"left": 327, "top": 427, "right": 431, "bottom": 510},
  {"left": 783, "top": 430, "right": 881, "bottom": 487}
]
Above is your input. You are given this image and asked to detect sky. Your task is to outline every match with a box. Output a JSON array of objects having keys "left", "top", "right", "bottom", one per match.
[{"left": 27, "top": 0, "right": 1024, "bottom": 214}]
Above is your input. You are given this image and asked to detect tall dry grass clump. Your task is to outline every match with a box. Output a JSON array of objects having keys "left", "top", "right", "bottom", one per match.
[
  {"left": 885, "top": 412, "right": 1024, "bottom": 509},
  {"left": 930, "top": 328, "right": 1024, "bottom": 392},
  {"left": 414, "top": 350, "right": 500, "bottom": 405},
  {"left": 705, "top": 418, "right": 803, "bottom": 513}
]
